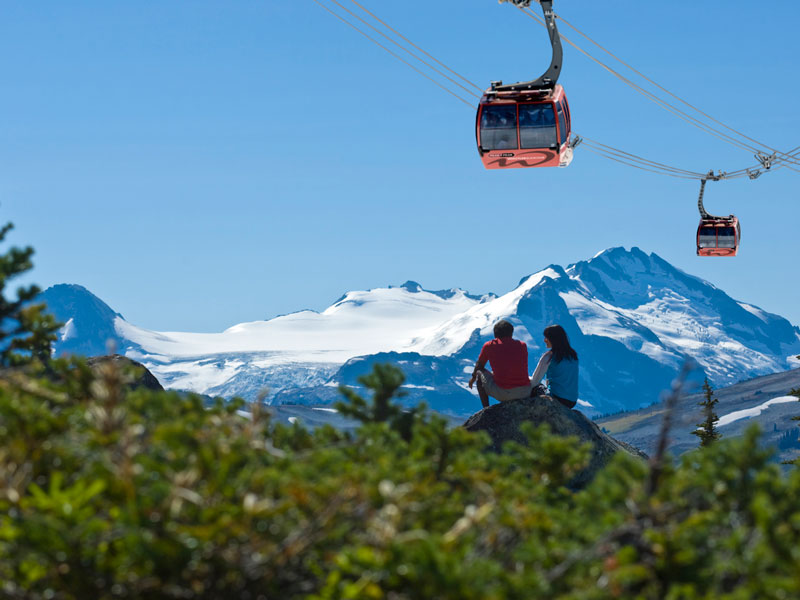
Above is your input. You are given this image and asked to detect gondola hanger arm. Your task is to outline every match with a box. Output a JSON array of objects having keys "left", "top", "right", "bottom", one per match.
[{"left": 493, "top": 0, "right": 562, "bottom": 92}]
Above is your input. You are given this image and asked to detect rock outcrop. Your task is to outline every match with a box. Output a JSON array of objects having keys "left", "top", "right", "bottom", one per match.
[
  {"left": 463, "top": 397, "right": 647, "bottom": 488},
  {"left": 87, "top": 354, "right": 164, "bottom": 392}
]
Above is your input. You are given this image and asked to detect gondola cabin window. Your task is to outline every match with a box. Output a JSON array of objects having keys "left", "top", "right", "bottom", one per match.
[
  {"left": 479, "top": 105, "right": 518, "bottom": 150},
  {"left": 717, "top": 227, "right": 737, "bottom": 248},
  {"left": 698, "top": 227, "right": 717, "bottom": 248},
  {"left": 556, "top": 101, "right": 568, "bottom": 146},
  {"left": 520, "top": 103, "right": 558, "bottom": 149}
]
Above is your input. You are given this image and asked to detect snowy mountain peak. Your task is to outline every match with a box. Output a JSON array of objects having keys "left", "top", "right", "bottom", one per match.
[
  {"left": 517, "top": 264, "right": 567, "bottom": 288},
  {"left": 40, "top": 250, "right": 800, "bottom": 415},
  {"left": 566, "top": 247, "right": 709, "bottom": 310},
  {"left": 397, "top": 280, "right": 423, "bottom": 293},
  {"left": 390, "top": 280, "right": 493, "bottom": 302},
  {"left": 38, "top": 284, "right": 128, "bottom": 357}
]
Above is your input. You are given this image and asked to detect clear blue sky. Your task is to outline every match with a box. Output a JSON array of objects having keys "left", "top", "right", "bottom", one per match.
[{"left": 2, "top": 0, "right": 798, "bottom": 332}]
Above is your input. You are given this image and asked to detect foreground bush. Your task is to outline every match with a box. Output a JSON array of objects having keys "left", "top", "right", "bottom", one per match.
[{"left": 1, "top": 360, "right": 799, "bottom": 600}]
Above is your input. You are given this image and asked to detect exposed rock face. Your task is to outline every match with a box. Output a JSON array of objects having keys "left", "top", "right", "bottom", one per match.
[
  {"left": 463, "top": 397, "right": 647, "bottom": 488},
  {"left": 87, "top": 355, "right": 164, "bottom": 392}
]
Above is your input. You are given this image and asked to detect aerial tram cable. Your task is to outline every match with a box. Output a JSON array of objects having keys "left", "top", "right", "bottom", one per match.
[
  {"left": 552, "top": 11, "right": 800, "bottom": 171},
  {"left": 315, "top": 0, "right": 800, "bottom": 178},
  {"left": 313, "top": 0, "right": 787, "bottom": 181},
  {"left": 325, "top": 0, "right": 481, "bottom": 100},
  {"left": 313, "top": 0, "right": 788, "bottom": 182},
  {"left": 345, "top": 0, "right": 483, "bottom": 93},
  {"left": 313, "top": 0, "right": 790, "bottom": 255},
  {"left": 578, "top": 139, "right": 762, "bottom": 182},
  {"left": 516, "top": 2, "right": 800, "bottom": 171},
  {"left": 309, "top": 0, "right": 475, "bottom": 107},
  {"left": 516, "top": 6, "right": 763, "bottom": 157},
  {"left": 579, "top": 137, "right": 707, "bottom": 179}
]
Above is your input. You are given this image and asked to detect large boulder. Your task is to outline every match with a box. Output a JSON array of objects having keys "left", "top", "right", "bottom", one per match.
[{"left": 463, "top": 396, "right": 647, "bottom": 488}]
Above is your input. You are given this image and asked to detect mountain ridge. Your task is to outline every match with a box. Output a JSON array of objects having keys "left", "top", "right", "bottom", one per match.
[{"left": 38, "top": 247, "right": 800, "bottom": 415}]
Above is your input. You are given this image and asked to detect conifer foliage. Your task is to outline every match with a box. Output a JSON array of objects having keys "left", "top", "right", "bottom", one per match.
[
  {"left": 335, "top": 363, "right": 422, "bottom": 441},
  {"left": 788, "top": 386, "right": 800, "bottom": 466},
  {"left": 2, "top": 231, "right": 800, "bottom": 598},
  {"left": 0, "top": 222, "right": 60, "bottom": 367},
  {"left": 692, "top": 377, "right": 722, "bottom": 447}
]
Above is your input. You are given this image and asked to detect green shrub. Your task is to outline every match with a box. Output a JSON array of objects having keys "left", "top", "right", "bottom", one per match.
[
  {"left": 1, "top": 360, "right": 799, "bottom": 599},
  {"left": 2, "top": 224, "right": 799, "bottom": 598}
]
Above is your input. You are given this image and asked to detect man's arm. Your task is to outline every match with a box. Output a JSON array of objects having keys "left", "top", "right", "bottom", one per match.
[{"left": 468, "top": 359, "right": 487, "bottom": 389}]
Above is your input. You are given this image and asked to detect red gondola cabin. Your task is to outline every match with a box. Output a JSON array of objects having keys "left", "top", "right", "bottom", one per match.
[
  {"left": 476, "top": 85, "right": 573, "bottom": 169},
  {"left": 696, "top": 217, "right": 740, "bottom": 257}
]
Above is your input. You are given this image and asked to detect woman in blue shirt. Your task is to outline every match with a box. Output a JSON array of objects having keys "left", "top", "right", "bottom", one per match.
[{"left": 530, "top": 324, "right": 579, "bottom": 408}]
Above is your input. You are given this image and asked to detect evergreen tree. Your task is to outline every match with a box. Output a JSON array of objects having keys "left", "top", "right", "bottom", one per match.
[
  {"left": 692, "top": 377, "right": 721, "bottom": 447},
  {"left": 335, "top": 362, "right": 422, "bottom": 441},
  {"left": 787, "top": 386, "right": 800, "bottom": 466},
  {"left": 0, "top": 222, "right": 60, "bottom": 367},
  {"left": 5, "top": 229, "right": 800, "bottom": 598}
]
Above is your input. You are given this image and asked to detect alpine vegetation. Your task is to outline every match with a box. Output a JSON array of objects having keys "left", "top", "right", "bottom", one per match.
[{"left": 3, "top": 224, "right": 800, "bottom": 598}]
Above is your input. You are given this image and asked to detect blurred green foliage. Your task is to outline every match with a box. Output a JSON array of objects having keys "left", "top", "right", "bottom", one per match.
[
  {"left": 1, "top": 359, "right": 800, "bottom": 599},
  {"left": 1, "top": 224, "right": 799, "bottom": 597}
]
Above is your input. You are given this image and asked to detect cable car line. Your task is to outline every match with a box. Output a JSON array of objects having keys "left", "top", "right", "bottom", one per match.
[
  {"left": 518, "top": 7, "right": 764, "bottom": 157},
  {"left": 580, "top": 147, "right": 703, "bottom": 180},
  {"left": 315, "top": 0, "right": 796, "bottom": 256},
  {"left": 554, "top": 13, "right": 800, "bottom": 171},
  {"left": 345, "top": 0, "right": 483, "bottom": 93},
  {"left": 578, "top": 137, "right": 763, "bottom": 182},
  {"left": 326, "top": 0, "right": 481, "bottom": 100},
  {"left": 313, "top": 0, "right": 793, "bottom": 180},
  {"left": 517, "top": 3, "right": 800, "bottom": 171},
  {"left": 578, "top": 137, "right": 707, "bottom": 179},
  {"left": 310, "top": 0, "right": 475, "bottom": 107}
]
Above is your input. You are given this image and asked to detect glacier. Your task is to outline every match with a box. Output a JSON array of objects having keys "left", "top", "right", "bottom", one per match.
[{"left": 39, "top": 247, "right": 800, "bottom": 416}]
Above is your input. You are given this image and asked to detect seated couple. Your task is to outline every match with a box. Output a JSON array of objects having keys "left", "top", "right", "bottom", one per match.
[{"left": 467, "top": 320, "right": 579, "bottom": 409}]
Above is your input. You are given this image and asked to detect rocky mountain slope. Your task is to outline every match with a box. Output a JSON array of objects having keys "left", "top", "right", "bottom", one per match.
[
  {"left": 40, "top": 247, "right": 800, "bottom": 416},
  {"left": 597, "top": 367, "right": 800, "bottom": 463}
]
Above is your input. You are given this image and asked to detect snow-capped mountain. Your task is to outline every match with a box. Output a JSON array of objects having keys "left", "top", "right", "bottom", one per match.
[
  {"left": 40, "top": 248, "right": 800, "bottom": 416},
  {"left": 39, "top": 284, "right": 129, "bottom": 357}
]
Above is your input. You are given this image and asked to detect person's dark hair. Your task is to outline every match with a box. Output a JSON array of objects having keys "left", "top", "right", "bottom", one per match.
[
  {"left": 493, "top": 319, "right": 514, "bottom": 339},
  {"left": 544, "top": 324, "right": 578, "bottom": 362}
]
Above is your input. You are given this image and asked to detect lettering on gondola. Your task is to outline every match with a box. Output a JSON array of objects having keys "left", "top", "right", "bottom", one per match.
[{"left": 487, "top": 150, "right": 556, "bottom": 168}]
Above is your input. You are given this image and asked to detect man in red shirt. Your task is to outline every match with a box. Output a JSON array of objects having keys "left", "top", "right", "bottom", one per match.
[{"left": 468, "top": 319, "right": 532, "bottom": 409}]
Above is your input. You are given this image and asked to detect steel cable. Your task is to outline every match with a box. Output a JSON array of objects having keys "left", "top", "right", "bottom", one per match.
[
  {"left": 313, "top": 0, "right": 795, "bottom": 181},
  {"left": 328, "top": 0, "right": 481, "bottom": 99},
  {"left": 311, "top": 0, "right": 475, "bottom": 107},
  {"left": 577, "top": 134, "right": 707, "bottom": 177},
  {"left": 347, "top": 0, "right": 484, "bottom": 92},
  {"left": 579, "top": 146, "right": 703, "bottom": 180},
  {"left": 519, "top": 3, "right": 800, "bottom": 169},
  {"left": 519, "top": 7, "right": 764, "bottom": 156},
  {"left": 555, "top": 11, "right": 800, "bottom": 168}
]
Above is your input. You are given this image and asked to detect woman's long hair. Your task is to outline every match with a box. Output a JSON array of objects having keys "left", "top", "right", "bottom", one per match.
[{"left": 544, "top": 324, "right": 578, "bottom": 363}]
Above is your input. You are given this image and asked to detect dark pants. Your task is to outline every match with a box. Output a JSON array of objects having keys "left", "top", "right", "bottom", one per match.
[{"left": 530, "top": 385, "right": 576, "bottom": 409}]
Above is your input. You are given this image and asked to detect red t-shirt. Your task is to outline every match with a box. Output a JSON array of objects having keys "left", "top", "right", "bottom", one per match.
[{"left": 477, "top": 337, "right": 529, "bottom": 389}]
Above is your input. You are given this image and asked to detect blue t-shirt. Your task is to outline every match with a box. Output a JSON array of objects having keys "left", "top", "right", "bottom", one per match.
[{"left": 546, "top": 356, "right": 579, "bottom": 401}]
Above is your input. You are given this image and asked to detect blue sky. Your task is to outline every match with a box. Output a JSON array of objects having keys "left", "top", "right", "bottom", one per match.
[{"left": 2, "top": 0, "right": 798, "bottom": 332}]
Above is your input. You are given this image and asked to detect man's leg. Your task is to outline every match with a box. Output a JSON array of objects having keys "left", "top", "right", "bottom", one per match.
[{"left": 476, "top": 374, "right": 491, "bottom": 408}]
